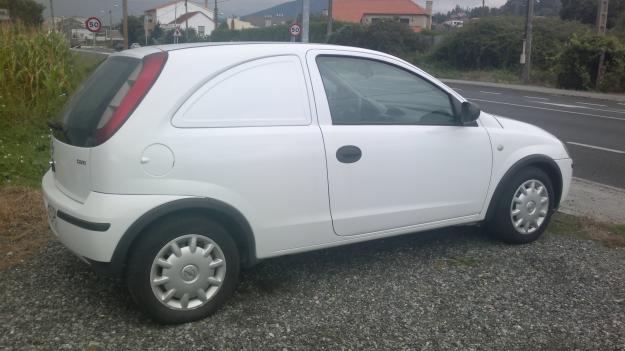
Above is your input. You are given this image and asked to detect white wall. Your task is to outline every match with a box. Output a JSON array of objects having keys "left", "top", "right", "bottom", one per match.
[
  {"left": 155, "top": 1, "right": 214, "bottom": 25},
  {"left": 186, "top": 13, "right": 215, "bottom": 36}
]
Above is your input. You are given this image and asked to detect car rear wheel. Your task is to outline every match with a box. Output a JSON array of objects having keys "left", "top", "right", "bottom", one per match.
[
  {"left": 488, "top": 167, "right": 555, "bottom": 244},
  {"left": 126, "top": 215, "right": 239, "bottom": 324}
]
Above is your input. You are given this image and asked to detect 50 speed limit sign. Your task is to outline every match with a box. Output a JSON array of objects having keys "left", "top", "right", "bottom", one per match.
[
  {"left": 85, "top": 17, "right": 102, "bottom": 33},
  {"left": 289, "top": 23, "right": 301, "bottom": 37}
]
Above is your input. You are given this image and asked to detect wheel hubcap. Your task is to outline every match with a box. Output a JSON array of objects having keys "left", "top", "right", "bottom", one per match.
[
  {"left": 510, "top": 179, "right": 549, "bottom": 235},
  {"left": 150, "top": 234, "right": 226, "bottom": 310}
]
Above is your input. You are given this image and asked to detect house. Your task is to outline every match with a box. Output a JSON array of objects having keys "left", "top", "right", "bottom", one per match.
[
  {"left": 443, "top": 19, "right": 464, "bottom": 28},
  {"left": 241, "top": 0, "right": 328, "bottom": 27},
  {"left": 332, "top": 0, "right": 433, "bottom": 32},
  {"left": 0, "top": 8, "right": 9, "bottom": 22},
  {"left": 228, "top": 17, "right": 255, "bottom": 30},
  {"left": 243, "top": 14, "right": 293, "bottom": 28},
  {"left": 145, "top": 1, "right": 215, "bottom": 37}
]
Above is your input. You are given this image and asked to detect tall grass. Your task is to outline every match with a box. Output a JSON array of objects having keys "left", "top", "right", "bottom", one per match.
[
  {"left": 0, "top": 23, "right": 75, "bottom": 122},
  {"left": 0, "top": 23, "right": 103, "bottom": 186}
]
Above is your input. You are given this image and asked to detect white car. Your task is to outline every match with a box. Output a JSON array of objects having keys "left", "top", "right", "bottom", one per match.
[{"left": 43, "top": 43, "right": 572, "bottom": 324}]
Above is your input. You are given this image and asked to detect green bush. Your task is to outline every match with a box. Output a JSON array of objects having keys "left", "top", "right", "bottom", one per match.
[
  {"left": 328, "top": 20, "right": 433, "bottom": 57},
  {"left": 557, "top": 34, "right": 625, "bottom": 92},
  {"left": 432, "top": 17, "right": 523, "bottom": 70},
  {"left": 431, "top": 17, "right": 591, "bottom": 74},
  {"left": 0, "top": 24, "right": 102, "bottom": 186}
]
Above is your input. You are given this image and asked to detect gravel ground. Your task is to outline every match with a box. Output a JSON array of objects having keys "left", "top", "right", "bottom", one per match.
[{"left": 1, "top": 226, "right": 625, "bottom": 350}]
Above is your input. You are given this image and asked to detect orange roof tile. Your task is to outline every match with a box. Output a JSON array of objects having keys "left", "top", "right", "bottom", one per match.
[{"left": 333, "top": 0, "right": 427, "bottom": 23}]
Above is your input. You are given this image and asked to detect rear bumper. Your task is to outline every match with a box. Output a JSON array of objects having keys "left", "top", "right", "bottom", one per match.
[{"left": 42, "top": 170, "right": 188, "bottom": 265}]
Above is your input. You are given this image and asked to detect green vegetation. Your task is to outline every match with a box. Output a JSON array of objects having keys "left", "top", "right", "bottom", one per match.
[
  {"left": 0, "top": 0, "right": 44, "bottom": 26},
  {"left": 0, "top": 24, "right": 103, "bottom": 186},
  {"left": 558, "top": 34, "right": 625, "bottom": 92},
  {"left": 427, "top": 17, "right": 625, "bottom": 92},
  {"left": 548, "top": 212, "right": 625, "bottom": 247},
  {"left": 328, "top": 21, "right": 433, "bottom": 57}
]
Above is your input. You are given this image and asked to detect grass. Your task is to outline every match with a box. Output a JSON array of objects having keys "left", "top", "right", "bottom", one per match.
[
  {"left": 547, "top": 212, "right": 625, "bottom": 248},
  {"left": 0, "top": 186, "right": 51, "bottom": 270}
]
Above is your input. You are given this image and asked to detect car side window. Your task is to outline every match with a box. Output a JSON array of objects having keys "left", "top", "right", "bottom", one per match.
[
  {"left": 316, "top": 56, "right": 457, "bottom": 126},
  {"left": 173, "top": 55, "right": 311, "bottom": 127}
]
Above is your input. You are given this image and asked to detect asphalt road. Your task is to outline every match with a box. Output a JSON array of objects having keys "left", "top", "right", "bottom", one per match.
[{"left": 446, "top": 82, "right": 625, "bottom": 189}]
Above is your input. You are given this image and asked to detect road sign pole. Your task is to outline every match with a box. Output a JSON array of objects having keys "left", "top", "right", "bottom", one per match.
[
  {"left": 302, "top": 0, "right": 309, "bottom": 43},
  {"left": 123, "top": 0, "right": 128, "bottom": 49},
  {"left": 49, "top": 0, "right": 55, "bottom": 32}
]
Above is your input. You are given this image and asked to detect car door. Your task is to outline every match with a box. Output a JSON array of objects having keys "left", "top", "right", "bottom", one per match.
[{"left": 307, "top": 50, "right": 493, "bottom": 236}]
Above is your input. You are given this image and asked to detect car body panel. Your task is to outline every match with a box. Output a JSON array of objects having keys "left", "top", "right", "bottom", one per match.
[{"left": 42, "top": 43, "right": 572, "bottom": 267}]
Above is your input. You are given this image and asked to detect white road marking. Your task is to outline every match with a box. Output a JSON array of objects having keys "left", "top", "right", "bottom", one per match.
[
  {"left": 535, "top": 101, "right": 625, "bottom": 114},
  {"left": 576, "top": 101, "right": 608, "bottom": 107},
  {"left": 469, "top": 98, "right": 625, "bottom": 122},
  {"left": 524, "top": 96, "right": 550, "bottom": 100},
  {"left": 566, "top": 142, "right": 625, "bottom": 154},
  {"left": 619, "top": 103, "right": 625, "bottom": 106},
  {"left": 536, "top": 101, "right": 584, "bottom": 109},
  {"left": 479, "top": 91, "right": 502, "bottom": 95}
]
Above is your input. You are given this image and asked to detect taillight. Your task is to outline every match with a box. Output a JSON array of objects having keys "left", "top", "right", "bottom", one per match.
[{"left": 95, "top": 51, "right": 168, "bottom": 144}]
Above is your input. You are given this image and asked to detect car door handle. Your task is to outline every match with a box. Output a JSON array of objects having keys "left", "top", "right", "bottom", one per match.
[{"left": 336, "top": 145, "right": 362, "bottom": 163}]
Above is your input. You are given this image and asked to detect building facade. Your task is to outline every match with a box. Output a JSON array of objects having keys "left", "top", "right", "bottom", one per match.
[
  {"left": 145, "top": 1, "right": 215, "bottom": 37},
  {"left": 333, "top": 0, "right": 433, "bottom": 32}
]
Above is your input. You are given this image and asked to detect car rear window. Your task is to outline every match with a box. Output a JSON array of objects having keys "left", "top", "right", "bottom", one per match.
[{"left": 53, "top": 56, "right": 141, "bottom": 147}]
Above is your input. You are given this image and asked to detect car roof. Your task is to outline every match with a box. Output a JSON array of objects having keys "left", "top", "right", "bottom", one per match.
[{"left": 113, "top": 42, "right": 390, "bottom": 60}]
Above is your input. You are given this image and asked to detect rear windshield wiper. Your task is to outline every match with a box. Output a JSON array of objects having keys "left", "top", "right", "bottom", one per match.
[
  {"left": 47, "top": 120, "right": 69, "bottom": 141},
  {"left": 47, "top": 120, "right": 64, "bottom": 131}
]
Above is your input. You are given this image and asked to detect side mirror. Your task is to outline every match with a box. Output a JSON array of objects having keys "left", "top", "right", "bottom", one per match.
[{"left": 460, "top": 101, "right": 481, "bottom": 124}]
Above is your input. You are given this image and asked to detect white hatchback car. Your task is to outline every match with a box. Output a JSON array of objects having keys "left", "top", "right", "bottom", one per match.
[{"left": 43, "top": 43, "right": 572, "bottom": 324}]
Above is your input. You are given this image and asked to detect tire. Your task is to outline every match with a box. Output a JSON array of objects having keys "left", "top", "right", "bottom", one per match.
[
  {"left": 126, "top": 214, "right": 240, "bottom": 324},
  {"left": 487, "top": 167, "right": 555, "bottom": 244}
]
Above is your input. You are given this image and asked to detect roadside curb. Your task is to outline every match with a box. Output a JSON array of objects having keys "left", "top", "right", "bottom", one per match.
[
  {"left": 441, "top": 79, "right": 625, "bottom": 103},
  {"left": 560, "top": 177, "right": 625, "bottom": 224}
]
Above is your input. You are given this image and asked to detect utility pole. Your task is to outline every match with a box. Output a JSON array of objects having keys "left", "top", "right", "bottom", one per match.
[
  {"left": 109, "top": 9, "right": 113, "bottom": 48},
  {"left": 49, "top": 0, "right": 55, "bottom": 32},
  {"left": 521, "top": 0, "right": 534, "bottom": 83},
  {"left": 123, "top": 0, "right": 128, "bottom": 49},
  {"left": 596, "top": 0, "right": 609, "bottom": 89},
  {"left": 326, "top": 0, "right": 333, "bottom": 38},
  {"left": 214, "top": 0, "right": 219, "bottom": 30},
  {"left": 302, "top": 0, "right": 310, "bottom": 43},
  {"left": 185, "top": 0, "right": 189, "bottom": 41}
]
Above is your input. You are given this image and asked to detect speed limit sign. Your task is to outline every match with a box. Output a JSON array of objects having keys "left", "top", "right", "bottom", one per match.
[
  {"left": 289, "top": 23, "right": 301, "bottom": 37},
  {"left": 85, "top": 17, "right": 102, "bottom": 33}
]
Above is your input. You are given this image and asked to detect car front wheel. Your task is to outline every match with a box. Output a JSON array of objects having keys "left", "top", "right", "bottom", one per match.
[
  {"left": 126, "top": 215, "right": 240, "bottom": 324},
  {"left": 488, "top": 167, "right": 555, "bottom": 244}
]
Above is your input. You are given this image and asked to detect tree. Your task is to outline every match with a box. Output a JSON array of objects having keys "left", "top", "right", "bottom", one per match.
[
  {"left": 0, "top": 0, "right": 44, "bottom": 26},
  {"left": 126, "top": 15, "right": 146, "bottom": 45},
  {"left": 560, "top": 0, "right": 625, "bottom": 28},
  {"left": 501, "top": 0, "right": 562, "bottom": 17},
  {"left": 328, "top": 20, "right": 431, "bottom": 56}
]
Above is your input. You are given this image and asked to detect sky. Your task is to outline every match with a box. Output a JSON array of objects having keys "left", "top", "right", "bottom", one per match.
[{"left": 35, "top": 0, "right": 507, "bottom": 24}]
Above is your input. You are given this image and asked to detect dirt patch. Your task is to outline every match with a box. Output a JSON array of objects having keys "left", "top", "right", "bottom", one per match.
[
  {"left": 549, "top": 212, "right": 625, "bottom": 248},
  {"left": 0, "top": 187, "right": 51, "bottom": 270}
]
